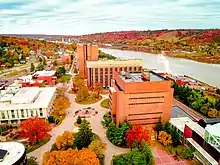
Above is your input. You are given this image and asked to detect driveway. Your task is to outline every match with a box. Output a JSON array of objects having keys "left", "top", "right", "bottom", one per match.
[{"left": 28, "top": 92, "right": 129, "bottom": 165}]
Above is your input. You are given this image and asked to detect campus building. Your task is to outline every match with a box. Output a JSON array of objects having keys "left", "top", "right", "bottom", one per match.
[
  {"left": 170, "top": 117, "right": 220, "bottom": 165},
  {"left": 86, "top": 60, "right": 143, "bottom": 87},
  {"left": 76, "top": 44, "right": 99, "bottom": 76},
  {"left": 0, "top": 142, "right": 27, "bottom": 165},
  {"left": 76, "top": 44, "right": 144, "bottom": 87},
  {"left": 109, "top": 70, "right": 173, "bottom": 126},
  {"left": 0, "top": 87, "right": 56, "bottom": 124},
  {"left": 32, "top": 70, "right": 57, "bottom": 85}
]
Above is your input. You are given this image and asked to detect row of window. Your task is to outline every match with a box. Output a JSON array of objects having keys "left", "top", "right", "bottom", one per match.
[
  {"left": 128, "top": 111, "right": 162, "bottom": 116},
  {"left": 128, "top": 102, "right": 164, "bottom": 105},
  {"left": 128, "top": 117, "right": 161, "bottom": 122},
  {"left": 129, "top": 96, "right": 165, "bottom": 100},
  {"left": 1, "top": 108, "right": 43, "bottom": 119}
]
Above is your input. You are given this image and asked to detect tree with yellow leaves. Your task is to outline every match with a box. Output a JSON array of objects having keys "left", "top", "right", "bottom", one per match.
[
  {"left": 89, "top": 139, "right": 106, "bottom": 156},
  {"left": 208, "top": 108, "right": 218, "bottom": 118},
  {"left": 158, "top": 131, "right": 172, "bottom": 146},
  {"left": 55, "top": 131, "right": 74, "bottom": 150},
  {"left": 43, "top": 148, "right": 99, "bottom": 165}
]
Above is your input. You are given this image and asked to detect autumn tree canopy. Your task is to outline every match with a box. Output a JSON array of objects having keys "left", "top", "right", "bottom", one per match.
[
  {"left": 126, "top": 125, "right": 151, "bottom": 148},
  {"left": 19, "top": 117, "right": 51, "bottom": 144},
  {"left": 43, "top": 148, "right": 99, "bottom": 165},
  {"left": 55, "top": 131, "right": 74, "bottom": 150}
]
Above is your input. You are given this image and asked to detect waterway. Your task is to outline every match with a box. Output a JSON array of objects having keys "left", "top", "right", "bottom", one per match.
[{"left": 100, "top": 48, "right": 220, "bottom": 87}]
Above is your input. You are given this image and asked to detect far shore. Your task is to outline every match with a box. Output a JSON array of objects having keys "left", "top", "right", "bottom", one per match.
[{"left": 101, "top": 47, "right": 220, "bottom": 65}]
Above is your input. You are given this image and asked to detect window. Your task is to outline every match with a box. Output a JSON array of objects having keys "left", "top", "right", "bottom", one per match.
[
  {"left": 39, "top": 108, "right": 43, "bottom": 116},
  {"left": 21, "top": 109, "right": 25, "bottom": 118},
  {"left": 1, "top": 112, "right": 5, "bottom": 119},
  {"left": 30, "top": 110, "right": 34, "bottom": 117},
  {"left": 11, "top": 110, "right": 15, "bottom": 118},
  {"left": 128, "top": 102, "right": 163, "bottom": 105}
]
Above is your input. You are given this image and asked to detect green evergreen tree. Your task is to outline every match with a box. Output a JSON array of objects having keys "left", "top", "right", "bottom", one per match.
[
  {"left": 170, "top": 128, "right": 180, "bottom": 146},
  {"left": 76, "top": 116, "right": 82, "bottom": 124},
  {"left": 74, "top": 119, "right": 93, "bottom": 149},
  {"left": 164, "top": 121, "right": 171, "bottom": 134},
  {"left": 155, "top": 118, "right": 163, "bottom": 139},
  {"left": 30, "top": 63, "right": 35, "bottom": 72}
]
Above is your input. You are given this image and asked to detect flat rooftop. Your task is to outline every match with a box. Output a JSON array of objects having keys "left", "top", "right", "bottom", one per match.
[
  {"left": 86, "top": 59, "right": 144, "bottom": 68},
  {"left": 11, "top": 87, "right": 40, "bottom": 104},
  {"left": 33, "top": 70, "right": 56, "bottom": 77},
  {"left": 0, "top": 87, "right": 56, "bottom": 110},
  {"left": 169, "top": 117, "right": 205, "bottom": 138},
  {"left": 119, "top": 71, "right": 165, "bottom": 83},
  {"left": 0, "top": 142, "right": 25, "bottom": 165}
]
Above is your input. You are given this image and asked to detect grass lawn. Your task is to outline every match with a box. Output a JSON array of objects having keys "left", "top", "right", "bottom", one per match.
[
  {"left": 76, "top": 95, "right": 102, "bottom": 105},
  {"left": 101, "top": 99, "right": 109, "bottom": 109},
  {"left": 27, "top": 137, "right": 50, "bottom": 153},
  {"left": 57, "top": 74, "right": 72, "bottom": 83},
  {"left": 4, "top": 69, "right": 24, "bottom": 77}
]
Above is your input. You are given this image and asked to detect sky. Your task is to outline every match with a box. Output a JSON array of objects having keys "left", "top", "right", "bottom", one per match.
[{"left": 0, "top": 0, "right": 220, "bottom": 35}]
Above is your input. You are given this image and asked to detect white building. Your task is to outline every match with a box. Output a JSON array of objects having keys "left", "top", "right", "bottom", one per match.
[
  {"left": 0, "top": 87, "right": 56, "bottom": 124},
  {"left": 0, "top": 142, "right": 26, "bottom": 165},
  {"left": 170, "top": 117, "right": 219, "bottom": 165}
]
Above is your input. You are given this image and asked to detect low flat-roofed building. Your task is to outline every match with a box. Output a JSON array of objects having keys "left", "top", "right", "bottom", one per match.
[
  {"left": 33, "top": 70, "right": 57, "bottom": 85},
  {"left": 86, "top": 59, "right": 144, "bottom": 87},
  {"left": 0, "top": 142, "right": 27, "bottom": 165},
  {"left": 110, "top": 70, "right": 173, "bottom": 126},
  {"left": 0, "top": 87, "right": 56, "bottom": 124},
  {"left": 170, "top": 117, "right": 220, "bottom": 165}
]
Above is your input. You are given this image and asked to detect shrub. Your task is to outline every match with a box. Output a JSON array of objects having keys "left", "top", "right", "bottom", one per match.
[
  {"left": 101, "top": 112, "right": 112, "bottom": 127},
  {"left": 76, "top": 116, "right": 82, "bottom": 124},
  {"left": 50, "top": 143, "right": 58, "bottom": 152},
  {"left": 48, "top": 116, "right": 56, "bottom": 123},
  {"left": 158, "top": 131, "right": 172, "bottom": 146},
  {"left": 89, "top": 139, "right": 107, "bottom": 165},
  {"left": 106, "top": 122, "right": 130, "bottom": 147},
  {"left": 176, "top": 146, "right": 194, "bottom": 160},
  {"left": 112, "top": 141, "right": 154, "bottom": 165},
  {"left": 55, "top": 119, "right": 60, "bottom": 124}
]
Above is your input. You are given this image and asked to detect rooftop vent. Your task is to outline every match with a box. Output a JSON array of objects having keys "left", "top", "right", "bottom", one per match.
[
  {"left": 120, "top": 71, "right": 126, "bottom": 76},
  {"left": 125, "top": 72, "right": 132, "bottom": 79},
  {"left": 141, "top": 73, "right": 150, "bottom": 81}
]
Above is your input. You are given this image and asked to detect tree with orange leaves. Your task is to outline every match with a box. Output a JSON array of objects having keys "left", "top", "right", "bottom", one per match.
[
  {"left": 43, "top": 148, "right": 99, "bottom": 165},
  {"left": 55, "top": 131, "right": 74, "bottom": 150},
  {"left": 19, "top": 117, "right": 51, "bottom": 145},
  {"left": 126, "top": 125, "right": 151, "bottom": 148},
  {"left": 93, "top": 83, "right": 103, "bottom": 98}
]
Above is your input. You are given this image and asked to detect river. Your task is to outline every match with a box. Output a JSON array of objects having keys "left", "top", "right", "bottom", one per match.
[{"left": 100, "top": 48, "right": 220, "bottom": 87}]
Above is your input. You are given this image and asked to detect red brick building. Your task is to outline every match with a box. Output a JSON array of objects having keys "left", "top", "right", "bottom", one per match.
[
  {"left": 32, "top": 71, "right": 57, "bottom": 85},
  {"left": 109, "top": 71, "right": 173, "bottom": 126},
  {"left": 76, "top": 44, "right": 143, "bottom": 87},
  {"left": 76, "top": 44, "right": 99, "bottom": 77}
]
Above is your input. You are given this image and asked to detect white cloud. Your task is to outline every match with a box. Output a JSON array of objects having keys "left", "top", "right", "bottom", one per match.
[{"left": 0, "top": 0, "right": 220, "bottom": 35}]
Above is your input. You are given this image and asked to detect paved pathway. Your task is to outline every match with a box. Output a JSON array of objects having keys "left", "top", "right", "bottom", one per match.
[{"left": 28, "top": 91, "right": 129, "bottom": 165}]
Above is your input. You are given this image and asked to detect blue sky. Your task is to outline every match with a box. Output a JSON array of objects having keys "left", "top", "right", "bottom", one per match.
[{"left": 0, "top": 0, "right": 220, "bottom": 35}]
